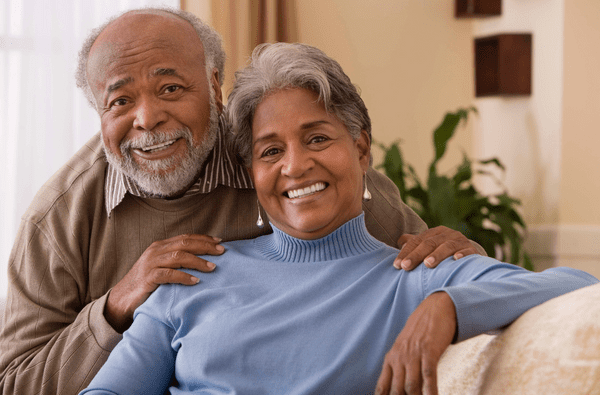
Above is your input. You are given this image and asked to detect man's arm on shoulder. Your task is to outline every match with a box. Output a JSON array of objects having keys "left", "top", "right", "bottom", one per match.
[
  {"left": 363, "top": 167, "right": 485, "bottom": 269},
  {"left": 0, "top": 220, "right": 120, "bottom": 395}
]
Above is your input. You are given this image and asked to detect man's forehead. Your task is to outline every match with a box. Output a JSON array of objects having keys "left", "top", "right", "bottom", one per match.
[{"left": 87, "top": 11, "right": 204, "bottom": 86}]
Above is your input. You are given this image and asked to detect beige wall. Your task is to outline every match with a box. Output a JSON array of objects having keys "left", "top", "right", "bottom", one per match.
[
  {"left": 472, "top": 0, "right": 565, "bottom": 227},
  {"left": 294, "top": 0, "right": 475, "bottom": 177},
  {"left": 561, "top": 0, "right": 600, "bottom": 225}
]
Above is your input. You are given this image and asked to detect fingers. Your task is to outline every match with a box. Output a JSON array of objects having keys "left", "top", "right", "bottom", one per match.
[
  {"left": 453, "top": 247, "right": 478, "bottom": 261},
  {"left": 375, "top": 357, "right": 433, "bottom": 395},
  {"left": 152, "top": 234, "right": 225, "bottom": 257},
  {"left": 421, "top": 358, "right": 439, "bottom": 395},
  {"left": 375, "top": 364, "right": 393, "bottom": 395},
  {"left": 404, "top": 359, "right": 423, "bottom": 395},
  {"left": 394, "top": 226, "right": 477, "bottom": 270}
]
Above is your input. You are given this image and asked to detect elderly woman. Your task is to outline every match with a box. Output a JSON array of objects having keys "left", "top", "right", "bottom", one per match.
[{"left": 81, "top": 43, "right": 597, "bottom": 395}]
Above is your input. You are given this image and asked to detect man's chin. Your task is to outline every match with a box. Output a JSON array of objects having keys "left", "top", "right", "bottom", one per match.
[{"left": 128, "top": 167, "right": 201, "bottom": 198}]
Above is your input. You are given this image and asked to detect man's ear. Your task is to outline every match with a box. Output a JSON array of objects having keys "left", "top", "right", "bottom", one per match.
[
  {"left": 211, "top": 68, "right": 224, "bottom": 113},
  {"left": 356, "top": 130, "right": 371, "bottom": 171}
]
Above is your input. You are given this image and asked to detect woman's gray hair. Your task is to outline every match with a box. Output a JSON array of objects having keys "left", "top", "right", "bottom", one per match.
[
  {"left": 226, "top": 42, "right": 372, "bottom": 167},
  {"left": 75, "top": 7, "right": 225, "bottom": 110}
]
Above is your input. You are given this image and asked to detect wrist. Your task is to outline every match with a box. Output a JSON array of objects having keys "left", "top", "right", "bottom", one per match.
[{"left": 104, "top": 289, "right": 134, "bottom": 333}]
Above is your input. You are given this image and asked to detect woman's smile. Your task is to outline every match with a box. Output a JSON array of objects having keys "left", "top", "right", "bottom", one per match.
[{"left": 285, "top": 182, "right": 328, "bottom": 199}]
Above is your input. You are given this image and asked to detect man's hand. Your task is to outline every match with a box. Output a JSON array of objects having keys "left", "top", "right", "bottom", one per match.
[
  {"left": 394, "top": 226, "right": 479, "bottom": 270},
  {"left": 375, "top": 292, "right": 456, "bottom": 395},
  {"left": 104, "top": 234, "right": 224, "bottom": 333}
]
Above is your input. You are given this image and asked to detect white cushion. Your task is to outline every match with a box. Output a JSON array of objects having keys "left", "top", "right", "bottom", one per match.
[{"left": 437, "top": 283, "right": 600, "bottom": 394}]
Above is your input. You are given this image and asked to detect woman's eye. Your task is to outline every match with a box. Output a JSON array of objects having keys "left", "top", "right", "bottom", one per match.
[
  {"left": 262, "top": 147, "right": 281, "bottom": 157},
  {"left": 309, "top": 135, "right": 328, "bottom": 144}
]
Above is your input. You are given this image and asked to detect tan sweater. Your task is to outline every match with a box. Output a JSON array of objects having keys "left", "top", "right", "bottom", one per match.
[{"left": 0, "top": 133, "right": 426, "bottom": 395}]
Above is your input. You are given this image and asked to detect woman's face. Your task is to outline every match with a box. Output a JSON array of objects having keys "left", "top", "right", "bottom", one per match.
[{"left": 250, "top": 88, "right": 370, "bottom": 240}]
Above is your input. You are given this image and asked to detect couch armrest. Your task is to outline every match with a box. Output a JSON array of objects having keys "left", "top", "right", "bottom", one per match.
[{"left": 437, "top": 283, "right": 600, "bottom": 394}]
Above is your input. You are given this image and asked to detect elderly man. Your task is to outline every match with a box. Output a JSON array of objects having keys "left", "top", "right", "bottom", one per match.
[{"left": 0, "top": 7, "right": 481, "bottom": 395}]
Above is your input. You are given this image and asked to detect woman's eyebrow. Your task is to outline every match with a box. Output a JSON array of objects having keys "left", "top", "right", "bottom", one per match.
[
  {"left": 300, "top": 120, "right": 329, "bottom": 130},
  {"left": 252, "top": 120, "right": 332, "bottom": 146}
]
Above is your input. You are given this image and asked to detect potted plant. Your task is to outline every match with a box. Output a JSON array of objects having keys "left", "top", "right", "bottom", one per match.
[{"left": 376, "top": 107, "right": 533, "bottom": 269}]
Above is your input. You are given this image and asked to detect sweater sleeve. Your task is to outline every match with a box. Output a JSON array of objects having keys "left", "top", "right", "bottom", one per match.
[
  {"left": 422, "top": 255, "right": 599, "bottom": 342},
  {"left": 0, "top": 219, "right": 122, "bottom": 395},
  {"left": 80, "top": 286, "right": 176, "bottom": 395}
]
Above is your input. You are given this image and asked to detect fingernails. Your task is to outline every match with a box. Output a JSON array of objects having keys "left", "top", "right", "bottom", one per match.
[
  {"left": 212, "top": 236, "right": 222, "bottom": 242},
  {"left": 424, "top": 256, "right": 435, "bottom": 267},
  {"left": 207, "top": 261, "right": 216, "bottom": 270},
  {"left": 393, "top": 259, "right": 402, "bottom": 269},
  {"left": 455, "top": 253, "right": 464, "bottom": 260},
  {"left": 216, "top": 245, "right": 225, "bottom": 253},
  {"left": 191, "top": 276, "right": 200, "bottom": 284},
  {"left": 401, "top": 259, "right": 411, "bottom": 270}
]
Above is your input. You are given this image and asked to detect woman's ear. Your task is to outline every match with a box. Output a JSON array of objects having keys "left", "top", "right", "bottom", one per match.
[{"left": 356, "top": 130, "right": 371, "bottom": 171}]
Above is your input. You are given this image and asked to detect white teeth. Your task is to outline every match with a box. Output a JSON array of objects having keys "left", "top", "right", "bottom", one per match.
[
  {"left": 140, "top": 139, "right": 177, "bottom": 153},
  {"left": 287, "top": 182, "right": 326, "bottom": 199}
]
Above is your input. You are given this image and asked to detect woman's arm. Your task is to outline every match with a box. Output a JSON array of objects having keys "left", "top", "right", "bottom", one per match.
[
  {"left": 374, "top": 256, "right": 598, "bottom": 395},
  {"left": 79, "top": 292, "right": 177, "bottom": 395}
]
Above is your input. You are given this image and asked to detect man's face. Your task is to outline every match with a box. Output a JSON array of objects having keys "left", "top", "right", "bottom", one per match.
[{"left": 87, "top": 11, "right": 223, "bottom": 197}]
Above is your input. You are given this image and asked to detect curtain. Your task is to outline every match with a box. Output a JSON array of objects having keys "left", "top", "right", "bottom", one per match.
[
  {"left": 0, "top": 0, "right": 179, "bottom": 298},
  {"left": 182, "top": 0, "right": 298, "bottom": 98}
]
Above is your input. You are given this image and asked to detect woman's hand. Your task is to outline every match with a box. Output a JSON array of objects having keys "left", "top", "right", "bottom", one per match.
[
  {"left": 375, "top": 292, "right": 457, "bottom": 395},
  {"left": 394, "top": 226, "right": 481, "bottom": 270}
]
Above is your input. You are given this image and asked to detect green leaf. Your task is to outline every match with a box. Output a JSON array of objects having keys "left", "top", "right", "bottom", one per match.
[
  {"left": 453, "top": 155, "right": 473, "bottom": 186},
  {"left": 430, "top": 107, "right": 476, "bottom": 172},
  {"left": 478, "top": 157, "right": 506, "bottom": 171}
]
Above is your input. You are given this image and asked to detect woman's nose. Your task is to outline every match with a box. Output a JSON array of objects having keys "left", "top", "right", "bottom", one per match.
[
  {"left": 281, "top": 146, "right": 314, "bottom": 178},
  {"left": 132, "top": 96, "right": 168, "bottom": 131}
]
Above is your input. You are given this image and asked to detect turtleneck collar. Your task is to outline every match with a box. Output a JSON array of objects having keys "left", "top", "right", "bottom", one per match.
[{"left": 256, "top": 213, "right": 383, "bottom": 263}]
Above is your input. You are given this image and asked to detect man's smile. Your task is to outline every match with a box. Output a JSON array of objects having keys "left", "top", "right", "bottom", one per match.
[
  {"left": 131, "top": 137, "right": 187, "bottom": 160},
  {"left": 137, "top": 138, "right": 179, "bottom": 153}
]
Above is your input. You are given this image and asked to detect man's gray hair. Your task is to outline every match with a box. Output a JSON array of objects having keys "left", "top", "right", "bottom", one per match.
[
  {"left": 75, "top": 6, "right": 225, "bottom": 109},
  {"left": 226, "top": 42, "right": 372, "bottom": 167}
]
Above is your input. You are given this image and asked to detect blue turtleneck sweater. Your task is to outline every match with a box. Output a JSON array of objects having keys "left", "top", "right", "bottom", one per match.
[{"left": 81, "top": 214, "right": 597, "bottom": 395}]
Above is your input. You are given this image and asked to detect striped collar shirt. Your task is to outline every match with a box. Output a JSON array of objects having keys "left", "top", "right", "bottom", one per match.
[{"left": 104, "top": 115, "right": 253, "bottom": 216}]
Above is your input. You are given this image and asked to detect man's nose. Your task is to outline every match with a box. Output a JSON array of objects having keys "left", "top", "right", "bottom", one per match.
[
  {"left": 281, "top": 146, "right": 314, "bottom": 178},
  {"left": 132, "top": 96, "right": 168, "bottom": 131}
]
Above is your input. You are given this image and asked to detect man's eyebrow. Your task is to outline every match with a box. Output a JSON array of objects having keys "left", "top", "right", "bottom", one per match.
[
  {"left": 107, "top": 77, "right": 133, "bottom": 95},
  {"left": 153, "top": 68, "right": 183, "bottom": 78}
]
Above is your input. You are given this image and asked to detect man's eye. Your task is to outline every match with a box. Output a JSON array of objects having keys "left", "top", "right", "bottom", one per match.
[
  {"left": 164, "top": 85, "right": 181, "bottom": 93},
  {"left": 110, "top": 98, "right": 128, "bottom": 107}
]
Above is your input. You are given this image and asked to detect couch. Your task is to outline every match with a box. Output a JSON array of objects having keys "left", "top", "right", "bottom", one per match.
[{"left": 437, "top": 282, "right": 600, "bottom": 394}]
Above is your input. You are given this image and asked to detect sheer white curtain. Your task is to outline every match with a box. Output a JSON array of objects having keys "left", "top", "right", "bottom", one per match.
[{"left": 0, "top": 0, "right": 180, "bottom": 298}]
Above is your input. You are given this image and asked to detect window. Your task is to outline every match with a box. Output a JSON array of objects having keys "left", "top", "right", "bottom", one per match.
[{"left": 0, "top": 0, "right": 179, "bottom": 298}]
